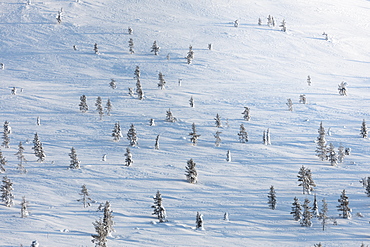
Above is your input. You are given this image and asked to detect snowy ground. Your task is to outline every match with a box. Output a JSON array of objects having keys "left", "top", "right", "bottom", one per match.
[{"left": 1, "top": 0, "right": 370, "bottom": 246}]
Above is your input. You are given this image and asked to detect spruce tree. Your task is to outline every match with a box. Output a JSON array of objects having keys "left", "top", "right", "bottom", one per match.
[
  {"left": 214, "top": 131, "right": 222, "bottom": 147},
  {"left": 112, "top": 122, "right": 122, "bottom": 142},
  {"left": 151, "top": 190, "right": 167, "bottom": 222},
  {"left": 307, "top": 75, "right": 311, "bottom": 86},
  {"left": 214, "top": 114, "right": 222, "bottom": 127},
  {"left": 32, "top": 133, "right": 45, "bottom": 162},
  {"left": 286, "top": 98, "right": 293, "bottom": 111},
  {"left": 136, "top": 77, "right": 144, "bottom": 100},
  {"left": 154, "top": 135, "right": 160, "bottom": 150},
  {"left": 242, "top": 107, "right": 250, "bottom": 121},
  {"left": 94, "top": 43, "right": 99, "bottom": 54},
  {"left": 127, "top": 124, "right": 138, "bottom": 146},
  {"left": 30, "top": 240, "right": 39, "bottom": 247},
  {"left": 79, "top": 95, "right": 88, "bottom": 113},
  {"left": 297, "top": 166, "right": 316, "bottom": 194},
  {"left": 290, "top": 197, "right": 302, "bottom": 221},
  {"left": 166, "top": 109, "right": 177, "bottom": 122},
  {"left": 316, "top": 122, "right": 327, "bottom": 161},
  {"left": 189, "top": 123, "right": 200, "bottom": 146},
  {"left": 91, "top": 218, "right": 107, "bottom": 247},
  {"left": 238, "top": 124, "right": 248, "bottom": 143},
  {"left": 69, "top": 147, "right": 80, "bottom": 169},
  {"left": 337, "top": 189, "right": 351, "bottom": 219},
  {"left": 189, "top": 96, "right": 194, "bottom": 107},
  {"left": 95, "top": 96, "right": 104, "bottom": 120},
  {"left": 312, "top": 194, "right": 320, "bottom": 218},
  {"left": 280, "top": 19, "right": 287, "bottom": 32},
  {"left": 109, "top": 79, "right": 116, "bottom": 89},
  {"left": 196, "top": 212, "right": 204, "bottom": 229},
  {"left": 185, "top": 159, "right": 197, "bottom": 184},
  {"left": 124, "top": 147, "right": 133, "bottom": 166},
  {"left": 77, "top": 184, "right": 92, "bottom": 208},
  {"left": 149, "top": 119, "right": 155, "bottom": 126},
  {"left": 267, "top": 185, "right": 276, "bottom": 210},
  {"left": 186, "top": 45, "right": 194, "bottom": 64},
  {"left": 158, "top": 72, "right": 166, "bottom": 90},
  {"left": 2, "top": 121, "right": 10, "bottom": 148},
  {"left": 327, "top": 143, "right": 338, "bottom": 166},
  {"left": 338, "top": 145, "right": 345, "bottom": 163},
  {"left": 361, "top": 119, "right": 368, "bottom": 138},
  {"left": 128, "top": 27, "right": 133, "bottom": 35},
  {"left": 0, "top": 151, "right": 6, "bottom": 173},
  {"left": 365, "top": 177, "right": 370, "bottom": 197},
  {"left": 226, "top": 150, "right": 231, "bottom": 162},
  {"left": 1, "top": 176, "right": 14, "bottom": 207},
  {"left": 299, "top": 94, "right": 307, "bottom": 104},
  {"left": 151, "top": 41, "right": 160, "bottom": 55},
  {"left": 15, "top": 142, "right": 27, "bottom": 174},
  {"left": 105, "top": 99, "right": 112, "bottom": 116},
  {"left": 20, "top": 196, "right": 29, "bottom": 218},
  {"left": 103, "top": 201, "right": 114, "bottom": 237},
  {"left": 320, "top": 198, "right": 329, "bottom": 231},
  {"left": 300, "top": 198, "right": 312, "bottom": 227},
  {"left": 128, "top": 38, "right": 134, "bottom": 54}
]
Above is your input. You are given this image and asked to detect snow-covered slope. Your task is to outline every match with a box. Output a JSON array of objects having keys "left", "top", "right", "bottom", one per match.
[{"left": 1, "top": 0, "right": 370, "bottom": 246}]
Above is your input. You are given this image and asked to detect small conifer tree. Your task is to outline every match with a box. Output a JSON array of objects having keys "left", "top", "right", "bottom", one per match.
[
  {"left": 185, "top": 159, "right": 197, "bottom": 184},
  {"left": 280, "top": 19, "right": 287, "bottom": 32},
  {"left": 0, "top": 151, "right": 6, "bottom": 173},
  {"left": 214, "top": 114, "right": 222, "bottom": 127},
  {"left": 258, "top": 18, "right": 262, "bottom": 25},
  {"left": 124, "top": 147, "right": 133, "bottom": 166},
  {"left": 2, "top": 121, "right": 10, "bottom": 148},
  {"left": 109, "top": 79, "right": 116, "bottom": 89},
  {"left": 297, "top": 166, "right": 316, "bottom": 194},
  {"left": 151, "top": 191, "right": 167, "bottom": 223},
  {"left": 316, "top": 122, "right": 327, "bottom": 161},
  {"left": 95, "top": 96, "right": 104, "bottom": 120},
  {"left": 214, "top": 131, "right": 222, "bottom": 147},
  {"left": 226, "top": 150, "right": 231, "bottom": 162},
  {"left": 154, "top": 135, "right": 160, "bottom": 150},
  {"left": 189, "top": 96, "right": 194, "bottom": 107},
  {"left": 77, "top": 184, "right": 92, "bottom": 208},
  {"left": 1, "top": 176, "right": 14, "bottom": 207},
  {"left": 20, "top": 196, "right": 29, "bottom": 218},
  {"left": 312, "top": 194, "right": 320, "bottom": 217},
  {"left": 307, "top": 75, "right": 311, "bottom": 86},
  {"left": 338, "top": 81, "right": 347, "bottom": 96},
  {"left": 166, "top": 109, "right": 177, "bottom": 122},
  {"left": 238, "top": 124, "right": 248, "bottom": 143},
  {"left": 15, "top": 142, "right": 27, "bottom": 174},
  {"left": 91, "top": 218, "right": 107, "bottom": 247},
  {"left": 290, "top": 197, "right": 302, "bottom": 221},
  {"left": 196, "top": 212, "right": 204, "bottom": 229},
  {"left": 158, "top": 72, "right": 166, "bottom": 90},
  {"left": 151, "top": 41, "right": 160, "bottom": 55},
  {"left": 32, "top": 133, "right": 45, "bottom": 162},
  {"left": 127, "top": 124, "right": 138, "bottom": 146},
  {"left": 337, "top": 189, "right": 351, "bottom": 219},
  {"left": 286, "top": 98, "right": 293, "bottom": 111},
  {"left": 112, "top": 122, "right": 123, "bottom": 142},
  {"left": 69, "top": 147, "right": 80, "bottom": 169},
  {"left": 79, "top": 95, "right": 88, "bottom": 113},
  {"left": 320, "top": 198, "right": 329, "bottom": 231},
  {"left": 365, "top": 177, "right": 370, "bottom": 197},
  {"left": 299, "top": 94, "right": 307, "bottom": 104},
  {"left": 267, "top": 186, "right": 276, "bottom": 210},
  {"left": 94, "top": 43, "right": 99, "bottom": 54},
  {"left": 242, "top": 107, "right": 250, "bottom": 121},
  {"left": 189, "top": 123, "right": 200, "bottom": 146},
  {"left": 186, "top": 45, "right": 194, "bottom": 64},
  {"left": 105, "top": 99, "right": 112, "bottom": 116},
  {"left": 361, "top": 119, "right": 368, "bottom": 138},
  {"left": 327, "top": 143, "right": 338, "bottom": 166},
  {"left": 338, "top": 145, "right": 345, "bottom": 163},
  {"left": 301, "top": 198, "right": 312, "bottom": 227},
  {"left": 103, "top": 201, "right": 114, "bottom": 237},
  {"left": 128, "top": 27, "right": 133, "bottom": 35},
  {"left": 128, "top": 38, "right": 134, "bottom": 54}
]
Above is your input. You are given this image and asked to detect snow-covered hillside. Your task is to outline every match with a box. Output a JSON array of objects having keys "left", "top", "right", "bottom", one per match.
[{"left": 1, "top": 0, "right": 370, "bottom": 246}]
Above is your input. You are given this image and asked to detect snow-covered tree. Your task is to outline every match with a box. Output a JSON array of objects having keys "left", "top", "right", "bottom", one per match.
[
  {"left": 2, "top": 121, "right": 10, "bottom": 148},
  {"left": 0, "top": 151, "right": 6, "bottom": 173},
  {"left": 37, "top": 116, "right": 41, "bottom": 126},
  {"left": 327, "top": 143, "right": 338, "bottom": 166},
  {"left": 112, "top": 122, "right": 122, "bottom": 142},
  {"left": 226, "top": 150, "right": 231, "bottom": 162},
  {"left": 15, "top": 142, "right": 27, "bottom": 174},
  {"left": 186, "top": 45, "right": 194, "bottom": 64},
  {"left": 32, "top": 133, "right": 45, "bottom": 162},
  {"left": 166, "top": 109, "right": 177, "bottom": 122},
  {"left": 103, "top": 201, "right": 114, "bottom": 237},
  {"left": 128, "top": 27, "right": 133, "bottom": 35},
  {"left": 189, "top": 96, "right": 194, "bottom": 107},
  {"left": 224, "top": 212, "right": 229, "bottom": 221},
  {"left": 320, "top": 198, "right": 329, "bottom": 231},
  {"left": 267, "top": 185, "right": 276, "bottom": 210},
  {"left": 263, "top": 128, "right": 271, "bottom": 145},
  {"left": 79, "top": 95, "right": 88, "bottom": 113},
  {"left": 189, "top": 123, "right": 200, "bottom": 146},
  {"left": 20, "top": 196, "right": 29, "bottom": 218},
  {"left": 149, "top": 118, "right": 155, "bottom": 126},
  {"left": 316, "top": 122, "right": 327, "bottom": 161},
  {"left": 258, "top": 18, "right": 262, "bottom": 25},
  {"left": 155, "top": 135, "right": 160, "bottom": 150},
  {"left": 286, "top": 98, "right": 293, "bottom": 111},
  {"left": 127, "top": 124, "right": 138, "bottom": 146},
  {"left": 136, "top": 77, "right": 144, "bottom": 100},
  {"left": 297, "top": 166, "right": 316, "bottom": 194},
  {"left": 151, "top": 190, "right": 167, "bottom": 223},
  {"left": 338, "top": 81, "right": 347, "bottom": 96},
  {"left": 312, "top": 194, "right": 320, "bottom": 218},
  {"left": 1, "top": 176, "right": 14, "bottom": 207},
  {"left": 30, "top": 240, "right": 39, "bottom": 247},
  {"left": 290, "top": 197, "right": 302, "bottom": 221},
  {"left": 234, "top": 19, "right": 239, "bottom": 27},
  {"left": 299, "top": 94, "right": 307, "bottom": 104},
  {"left": 338, "top": 145, "right": 345, "bottom": 163},
  {"left": 214, "top": 131, "right": 222, "bottom": 147},
  {"left": 151, "top": 41, "right": 160, "bottom": 55},
  {"left": 365, "top": 177, "right": 370, "bottom": 197},
  {"left": 238, "top": 124, "right": 248, "bottom": 143},
  {"left": 242, "top": 107, "right": 250, "bottom": 121},
  {"left": 360, "top": 119, "right": 368, "bottom": 138},
  {"left": 95, "top": 96, "right": 104, "bottom": 120},
  {"left": 214, "top": 113, "right": 222, "bottom": 127},
  {"left": 124, "top": 147, "right": 133, "bottom": 166},
  {"left": 109, "top": 79, "right": 116, "bottom": 89},
  {"left": 69, "top": 147, "right": 80, "bottom": 169},
  {"left": 322, "top": 32, "right": 328, "bottom": 41},
  {"left": 91, "top": 218, "right": 107, "bottom": 247},
  {"left": 301, "top": 198, "right": 312, "bottom": 227},
  {"left": 105, "top": 99, "right": 112, "bottom": 116},
  {"left": 196, "top": 212, "right": 204, "bottom": 229},
  {"left": 77, "top": 184, "right": 92, "bottom": 208},
  {"left": 134, "top": 66, "right": 140, "bottom": 79},
  {"left": 280, "top": 19, "right": 286, "bottom": 32},
  {"left": 94, "top": 43, "right": 99, "bottom": 54},
  {"left": 129, "top": 38, "right": 134, "bottom": 54},
  {"left": 158, "top": 72, "right": 166, "bottom": 90},
  {"left": 56, "top": 11, "right": 62, "bottom": 24},
  {"left": 307, "top": 75, "right": 311, "bottom": 86},
  {"left": 337, "top": 189, "right": 351, "bottom": 219},
  {"left": 185, "top": 159, "right": 197, "bottom": 184}
]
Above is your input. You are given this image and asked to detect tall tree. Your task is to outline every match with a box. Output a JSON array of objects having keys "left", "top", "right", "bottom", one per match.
[
  {"left": 127, "top": 124, "right": 138, "bottom": 146},
  {"left": 69, "top": 147, "right": 80, "bottom": 169},
  {"left": 15, "top": 142, "right": 27, "bottom": 174},
  {"left": 312, "top": 194, "right": 320, "bottom": 217},
  {"left": 316, "top": 122, "right": 327, "bottom": 161},
  {"left": 185, "top": 159, "right": 197, "bottom": 184},
  {"left": 327, "top": 143, "right": 338, "bottom": 166},
  {"left": 2, "top": 121, "right": 10, "bottom": 148},
  {"left": 91, "top": 218, "right": 107, "bottom": 247},
  {"left": 151, "top": 191, "right": 167, "bottom": 223},
  {"left": 103, "top": 201, "right": 114, "bottom": 237},
  {"left": 290, "top": 197, "right": 302, "bottom": 221},
  {"left": 267, "top": 186, "right": 276, "bottom": 210},
  {"left": 1, "top": 176, "right": 14, "bottom": 207},
  {"left": 297, "top": 166, "right": 316, "bottom": 194},
  {"left": 337, "top": 189, "right": 351, "bottom": 219},
  {"left": 360, "top": 119, "right": 368, "bottom": 138},
  {"left": 0, "top": 151, "right": 7, "bottom": 173},
  {"left": 32, "top": 133, "right": 45, "bottom": 162},
  {"left": 319, "top": 198, "right": 329, "bottom": 231},
  {"left": 105, "top": 99, "right": 112, "bottom": 116},
  {"left": 95, "top": 96, "right": 104, "bottom": 120},
  {"left": 300, "top": 198, "right": 312, "bottom": 227}
]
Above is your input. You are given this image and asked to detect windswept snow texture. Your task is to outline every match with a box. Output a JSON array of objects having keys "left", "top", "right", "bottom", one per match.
[{"left": 1, "top": 0, "right": 370, "bottom": 246}]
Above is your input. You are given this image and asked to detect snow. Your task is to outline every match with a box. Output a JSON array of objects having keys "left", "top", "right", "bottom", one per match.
[{"left": 1, "top": 0, "right": 370, "bottom": 246}]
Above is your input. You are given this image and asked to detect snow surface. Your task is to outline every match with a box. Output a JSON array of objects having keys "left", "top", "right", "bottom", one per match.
[{"left": 1, "top": 0, "right": 370, "bottom": 246}]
